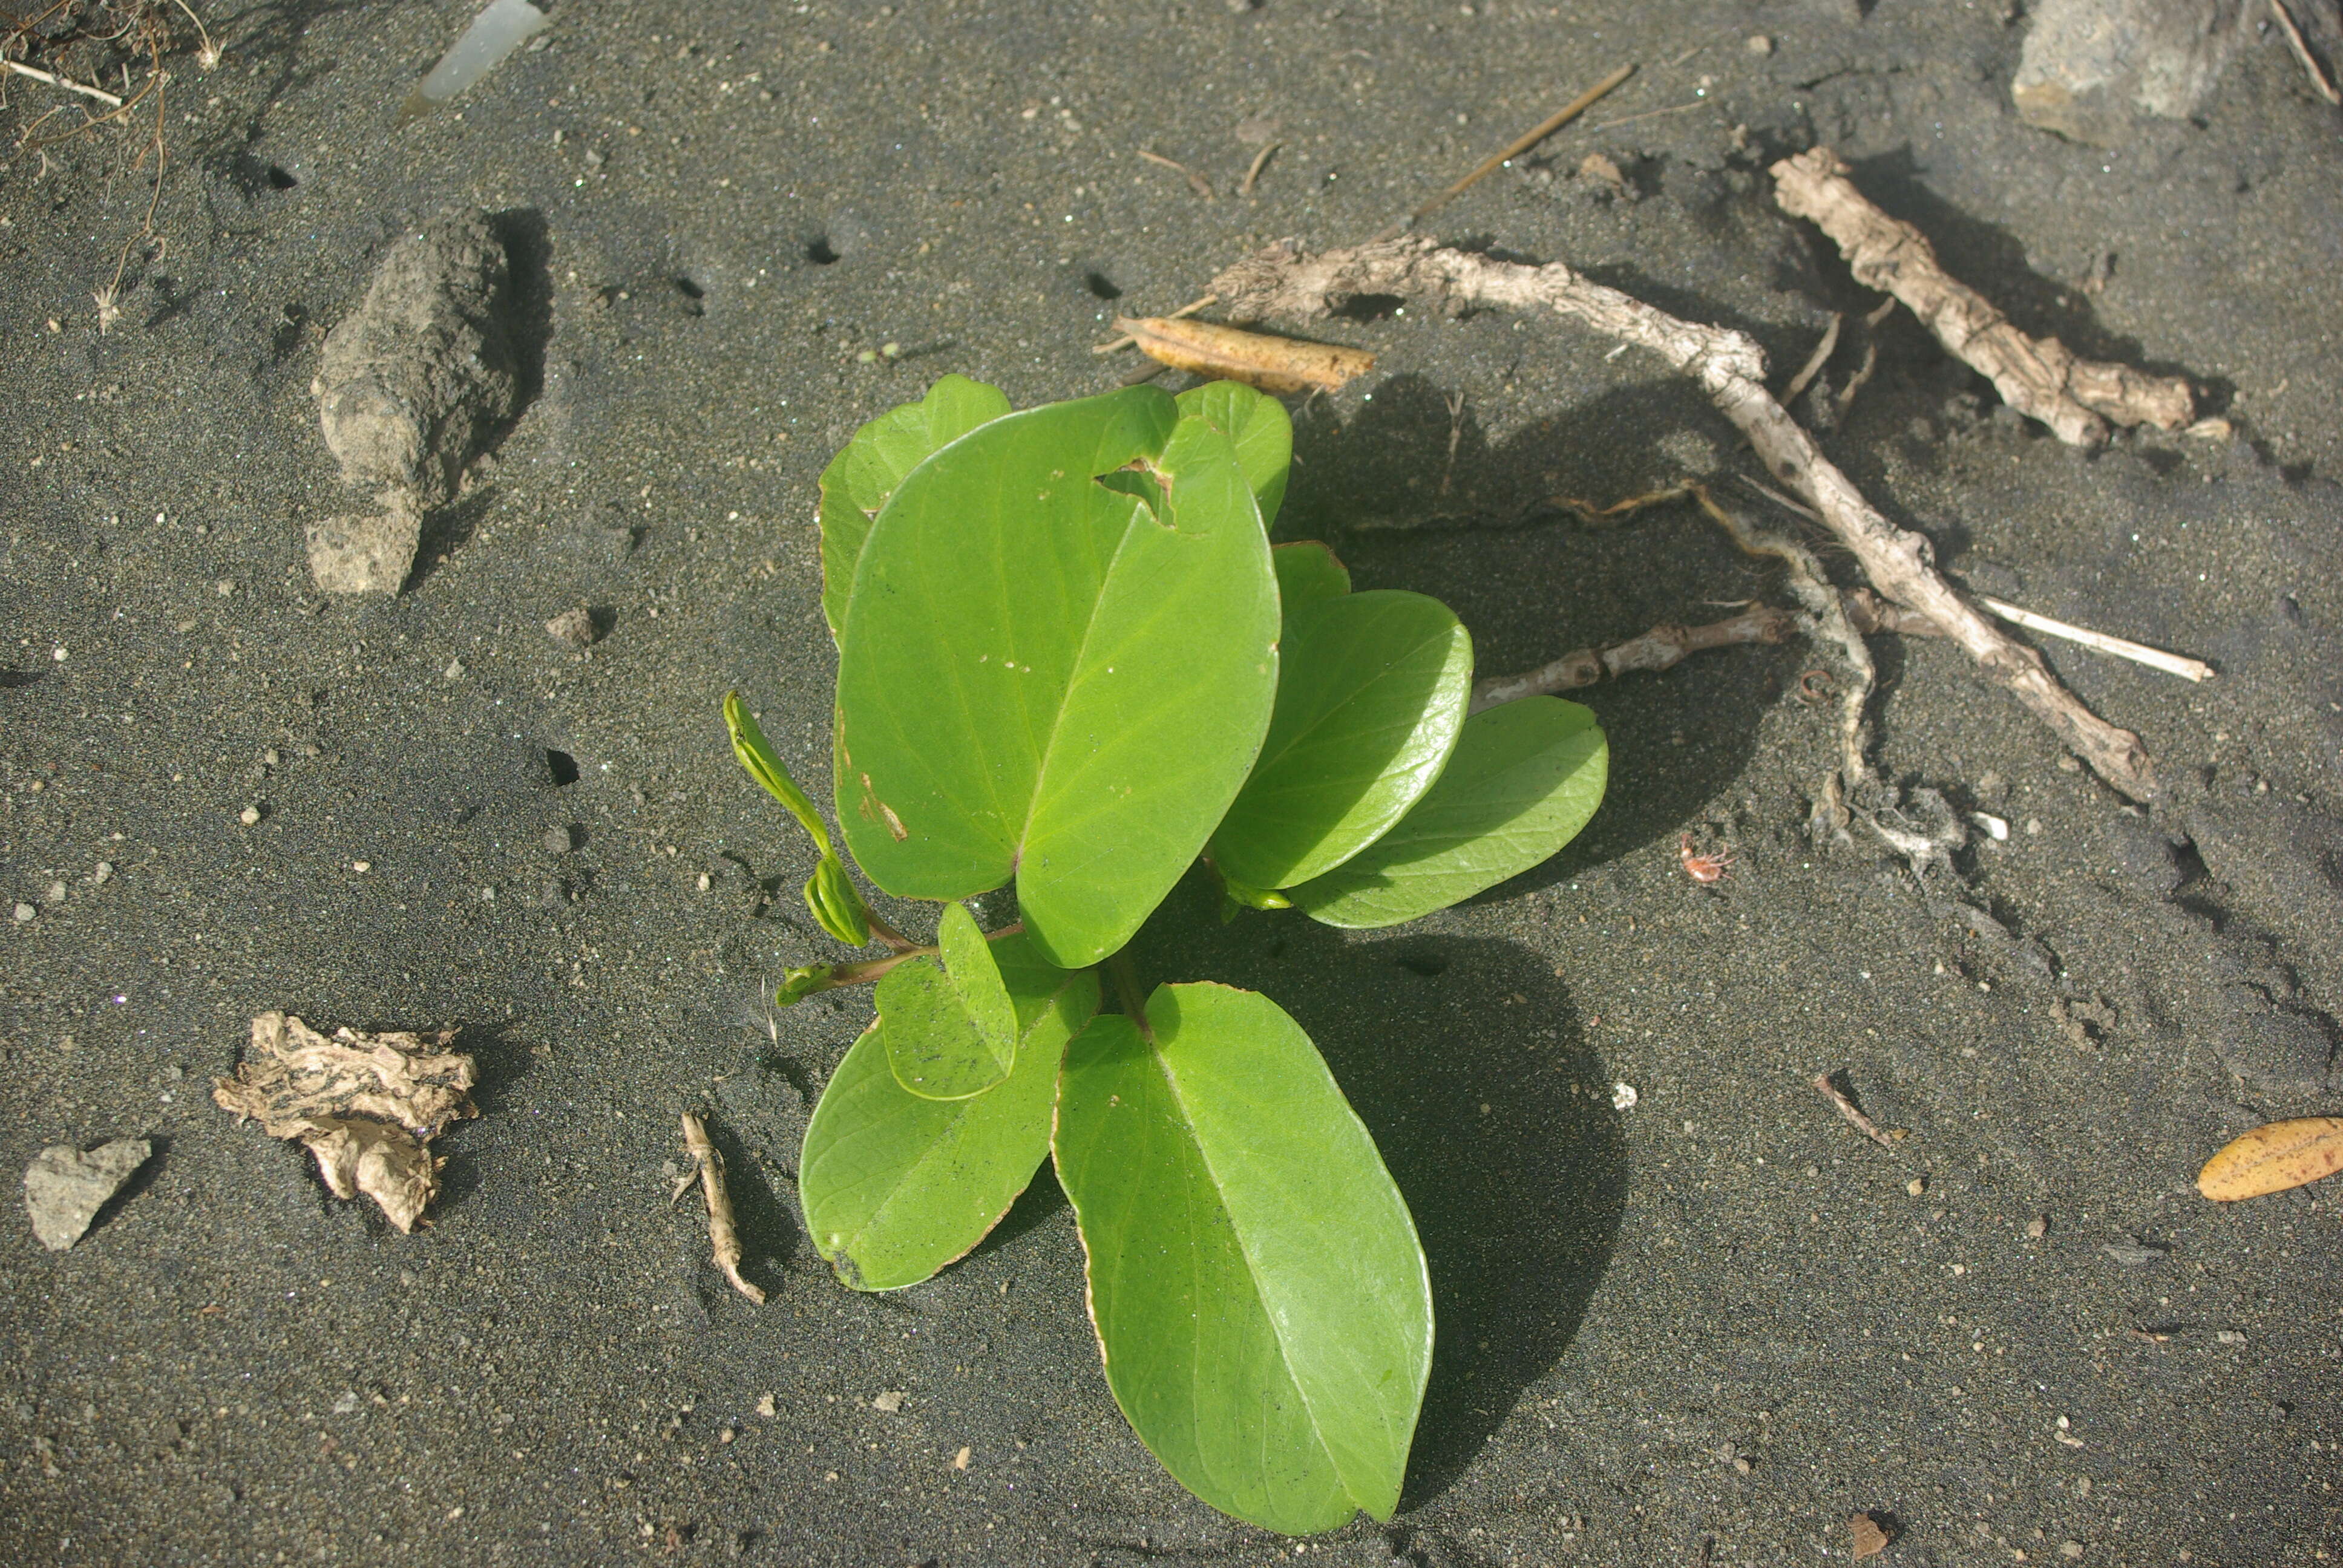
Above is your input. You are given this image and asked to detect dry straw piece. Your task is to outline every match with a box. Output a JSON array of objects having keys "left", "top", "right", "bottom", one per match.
[
  {"left": 1113, "top": 315, "right": 1375, "bottom": 395},
  {"left": 2197, "top": 1117, "right": 2343, "bottom": 1201}
]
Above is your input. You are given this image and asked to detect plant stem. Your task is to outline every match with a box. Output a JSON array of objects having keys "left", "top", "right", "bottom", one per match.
[
  {"left": 825, "top": 948, "right": 934, "bottom": 989},
  {"left": 1106, "top": 950, "right": 1155, "bottom": 1044},
  {"left": 863, "top": 909, "right": 919, "bottom": 953}
]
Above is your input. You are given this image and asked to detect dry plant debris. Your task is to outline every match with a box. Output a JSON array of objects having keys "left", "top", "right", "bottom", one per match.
[
  {"left": 2268, "top": 0, "right": 2342, "bottom": 105},
  {"left": 2196, "top": 1117, "right": 2343, "bottom": 1201},
  {"left": 1374, "top": 63, "right": 1635, "bottom": 239},
  {"left": 1810, "top": 1071, "right": 1906, "bottom": 1151},
  {"left": 1208, "top": 235, "right": 2159, "bottom": 806},
  {"left": 213, "top": 1012, "right": 477, "bottom": 1232},
  {"left": 23, "top": 1138, "right": 151, "bottom": 1250},
  {"left": 1113, "top": 315, "right": 1374, "bottom": 395},
  {"left": 1470, "top": 605, "right": 1794, "bottom": 711},
  {"left": 676, "top": 1111, "right": 765, "bottom": 1303},
  {"left": 1770, "top": 147, "right": 2195, "bottom": 446}
]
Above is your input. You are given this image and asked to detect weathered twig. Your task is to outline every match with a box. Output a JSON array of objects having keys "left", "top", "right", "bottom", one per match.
[
  {"left": 1093, "top": 292, "right": 1215, "bottom": 355},
  {"left": 1209, "top": 237, "right": 2159, "bottom": 803},
  {"left": 1781, "top": 312, "right": 1840, "bottom": 404},
  {"left": 1973, "top": 596, "right": 2214, "bottom": 683},
  {"left": 1138, "top": 148, "right": 1214, "bottom": 200},
  {"left": 1770, "top": 148, "right": 2194, "bottom": 446},
  {"left": 1470, "top": 604, "right": 1795, "bottom": 711},
  {"left": 1810, "top": 1071, "right": 1905, "bottom": 1151},
  {"left": 1374, "top": 64, "right": 1634, "bottom": 241},
  {"left": 2269, "top": 0, "right": 2342, "bottom": 105},
  {"left": 1239, "top": 139, "right": 1279, "bottom": 197},
  {"left": 2, "top": 56, "right": 126, "bottom": 106},
  {"left": 678, "top": 1111, "right": 765, "bottom": 1304}
]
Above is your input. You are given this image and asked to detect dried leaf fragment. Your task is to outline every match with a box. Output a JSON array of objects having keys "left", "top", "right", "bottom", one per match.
[
  {"left": 1850, "top": 1510, "right": 1892, "bottom": 1559},
  {"left": 214, "top": 1012, "right": 476, "bottom": 1232},
  {"left": 1113, "top": 316, "right": 1374, "bottom": 396},
  {"left": 2197, "top": 1117, "right": 2343, "bottom": 1201}
]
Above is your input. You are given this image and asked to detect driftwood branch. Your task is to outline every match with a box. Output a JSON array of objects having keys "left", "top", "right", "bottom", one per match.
[
  {"left": 1208, "top": 237, "right": 2158, "bottom": 803},
  {"left": 1470, "top": 604, "right": 1795, "bottom": 712},
  {"left": 1769, "top": 148, "right": 2194, "bottom": 447}
]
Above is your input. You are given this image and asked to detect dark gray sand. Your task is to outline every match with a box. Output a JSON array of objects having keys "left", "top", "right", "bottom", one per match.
[{"left": 6, "top": 1, "right": 2343, "bottom": 1562}]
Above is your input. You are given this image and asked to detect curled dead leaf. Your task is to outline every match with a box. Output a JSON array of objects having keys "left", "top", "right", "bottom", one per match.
[
  {"left": 1113, "top": 316, "right": 1374, "bottom": 395},
  {"left": 2196, "top": 1117, "right": 2343, "bottom": 1201},
  {"left": 214, "top": 1012, "right": 476, "bottom": 1232}
]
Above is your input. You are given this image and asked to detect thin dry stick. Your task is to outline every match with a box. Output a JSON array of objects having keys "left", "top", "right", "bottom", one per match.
[
  {"left": 1834, "top": 339, "right": 1878, "bottom": 417},
  {"left": 1470, "top": 604, "right": 1795, "bottom": 711},
  {"left": 1208, "top": 237, "right": 2158, "bottom": 802},
  {"left": 1239, "top": 139, "right": 1279, "bottom": 197},
  {"left": 2, "top": 56, "right": 126, "bottom": 106},
  {"left": 1974, "top": 596, "right": 2215, "bottom": 682},
  {"left": 1810, "top": 1071, "right": 1904, "bottom": 1151},
  {"left": 2269, "top": 0, "right": 2342, "bottom": 104},
  {"left": 1093, "top": 291, "right": 1216, "bottom": 354},
  {"left": 1781, "top": 312, "right": 1841, "bottom": 403},
  {"left": 678, "top": 1110, "right": 765, "bottom": 1304},
  {"left": 1138, "top": 148, "right": 1215, "bottom": 200},
  {"left": 1372, "top": 63, "right": 1634, "bottom": 241},
  {"left": 1742, "top": 472, "right": 2213, "bottom": 682},
  {"left": 1771, "top": 148, "right": 2195, "bottom": 445},
  {"left": 1583, "top": 99, "right": 1706, "bottom": 133}
]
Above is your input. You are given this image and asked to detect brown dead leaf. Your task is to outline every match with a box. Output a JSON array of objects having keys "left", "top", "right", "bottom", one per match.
[
  {"left": 1114, "top": 316, "right": 1374, "bottom": 396},
  {"left": 214, "top": 1012, "right": 476, "bottom": 1232},
  {"left": 1849, "top": 1511, "right": 1891, "bottom": 1559},
  {"left": 2197, "top": 1117, "right": 2343, "bottom": 1201}
]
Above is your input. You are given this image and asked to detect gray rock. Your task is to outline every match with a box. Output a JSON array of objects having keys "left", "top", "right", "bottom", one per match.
[
  {"left": 24, "top": 1138, "right": 152, "bottom": 1251},
  {"left": 545, "top": 606, "right": 600, "bottom": 647},
  {"left": 312, "top": 207, "right": 520, "bottom": 509},
  {"left": 2014, "top": 0, "right": 2252, "bottom": 146},
  {"left": 304, "top": 491, "right": 422, "bottom": 596}
]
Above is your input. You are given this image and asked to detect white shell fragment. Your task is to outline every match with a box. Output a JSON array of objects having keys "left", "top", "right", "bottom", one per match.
[
  {"left": 402, "top": 0, "right": 549, "bottom": 121},
  {"left": 1610, "top": 1082, "right": 1640, "bottom": 1112}
]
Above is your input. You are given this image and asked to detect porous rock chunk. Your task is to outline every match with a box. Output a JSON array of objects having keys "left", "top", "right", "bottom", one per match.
[
  {"left": 307, "top": 207, "right": 520, "bottom": 593},
  {"left": 214, "top": 1012, "right": 477, "bottom": 1232},
  {"left": 2014, "top": 0, "right": 2251, "bottom": 146}
]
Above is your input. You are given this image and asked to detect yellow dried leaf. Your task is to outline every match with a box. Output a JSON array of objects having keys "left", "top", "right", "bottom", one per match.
[
  {"left": 1115, "top": 316, "right": 1374, "bottom": 395},
  {"left": 2196, "top": 1117, "right": 2343, "bottom": 1201}
]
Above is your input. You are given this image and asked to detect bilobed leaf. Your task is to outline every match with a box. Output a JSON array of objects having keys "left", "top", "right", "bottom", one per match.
[
  {"left": 878, "top": 903, "right": 1020, "bottom": 1099},
  {"left": 1054, "top": 984, "right": 1431, "bottom": 1535},
  {"left": 818, "top": 374, "right": 1014, "bottom": 644},
  {"left": 801, "top": 933, "right": 1097, "bottom": 1289},
  {"left": 1271, "top": 540, "right": 1350, "bottom": 610},
  {"left": 1293, "top": 696, "right": 1607, "bottom": 928},
  {"left": 1212, "top": 591, "right": 1473, "bottom": 890},
  {"left": 836, "top": 388, "right": 1280, "bottom": 969},
  {"left": 1177, "top": 380, "right": 1292, "bottom": 529}
]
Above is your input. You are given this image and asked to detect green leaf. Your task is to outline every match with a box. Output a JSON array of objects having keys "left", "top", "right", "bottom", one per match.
[
  {"left": 725, "top": 690, "right": 831, "bottom": 854},
  {"left": 802, "top": 853, "right": 871, "bottom": 947},
  {"left": 1292, "top": 696, "right": 1607, "bottom": 928},
  {"left": 1176, "top": 380, "right": 1292, "bottom": 530},
  {"left": 877, "top": 903, "right": 1020, "bottom": 1099},
  {"left": 836, "top": 388, "right": 1280, "bottom": 969},
  {"left": 801, "top": 933, "right": 1098, "bottom": 1290},
  {"left": 1211, "top": 591, "right": 1473, "bottom": 890},
  {"left": 1054, "top": 983, "right": 1431, "bottom": 1534},
  {"left": 1271, "top": 540, "right": 1350, "bottom": 610},
  {"left": 818, "top": 374, "right": 1014, "bottom": 644}
]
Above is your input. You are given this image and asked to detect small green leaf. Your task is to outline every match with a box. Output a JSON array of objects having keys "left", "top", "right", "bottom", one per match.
[
  {"left": 1271, "top": 540, "right": 1350, "bottom": 610},
  {"left": 1212, "top": 590, "right": 1473, "bottom": 890},
  {"left": 818, "top": 374, "right": 1014, "bottom": 644},
  {"left": 836, "top": 388, "right": 1280, "bottom": 969},
  {"left": 802, "top": 853, "right": 871, "bottom": 947},
  {"left": 1292, "top": 696, "right": 1607, "bottom": 928},
  {"left": 802, "top": 933, "right": 1097, "bottom": 1290},
  {"left": 1177, "top": 380, "right": 1292, "bottom": 529},
  {"left": 878, "top": 903, "right": 1021, "bottom": 1100},
  {"left": 1055, "top": 983, "right": 1432, "bottom": 1534},
  {"left": 725, "top": 691, "right": 831, "bottom": 854}
]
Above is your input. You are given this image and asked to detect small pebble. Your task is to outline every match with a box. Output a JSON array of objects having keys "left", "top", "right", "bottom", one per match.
[
  {"left": 352, "top": 860, "right": 372, "bottom": 873},
  {"left": 756, "top": 1394, "right": 776, "bottom": 1419},
  {"left": 43, "top": 880, "right": 67, "bottom": 905},
  {"left": 2027, "top": 1215, "right": 2049, "bottom": 1238},
  {"left": 1906, "top": 1176, "right": 1928, "bottom": 1197},
  {"left": 696, "top": 872, "right": 712, "bottom": 893},
  {"left": 545, "top": 606, "right": 599, "bottom": 647},
  {"left": 239, "top": 806, "right": 261, "bottom": 826},
  {"left": 1610, "top": 1082, "right": 1639, "bottom": 1111},
  {"left": 871, "top": 1391, "right": 905, "bottom": 1413},
  {"left": 11, "top": 903, "right": 34, "bottom": 924},
  {"left": 89, "top": 863, "right": 112, "bottom": 886},
  {"left": 545, "top": 825, "right": 578, "bottom": 855},
  {"left": 1745, "top": 32, "right": 1773, "bottom": 53}
]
